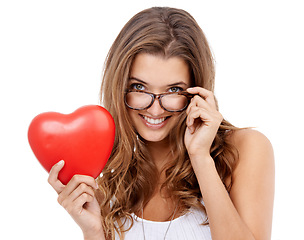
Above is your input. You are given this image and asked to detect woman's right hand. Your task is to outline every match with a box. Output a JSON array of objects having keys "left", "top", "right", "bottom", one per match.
[{"left": 48, "top": 160, "right": 105, "bottom": 240}]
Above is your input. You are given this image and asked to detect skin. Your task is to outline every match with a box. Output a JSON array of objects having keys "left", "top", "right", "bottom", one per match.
[
  {"left": 127, "top": 54, "right": 192, "bottom": 172},
  {"left": 48, "top": 53, "right": 275, "bottom": 240},
  {"left": 48, "top": 161, "right": 104, "bottom": 240}
]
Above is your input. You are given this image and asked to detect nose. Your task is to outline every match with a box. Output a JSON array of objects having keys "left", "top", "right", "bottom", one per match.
[{"left": 146, "top": 97, "right": 165, "bottom": 116}]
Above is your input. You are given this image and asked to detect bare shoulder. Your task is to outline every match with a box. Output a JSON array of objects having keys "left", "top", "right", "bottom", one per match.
[
  {"left": 226, "top": 129, "right": 275, "bottom": 239},
  {"left": 229, "top": 128, "right": 272, "bottom": 151},
  {"left": 228, "top": 129, "right": 274, "bottom": 165},
  {"left": 224, "top": 129, "right": 275, "bottom": 187},
  {"left": 227, "top": 128, "right": 275, "bottom": 196}
]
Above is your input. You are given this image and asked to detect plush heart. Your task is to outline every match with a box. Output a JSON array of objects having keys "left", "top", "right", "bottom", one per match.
[{"left": 28, "top": 105, "right": 115, "bottom": 185}]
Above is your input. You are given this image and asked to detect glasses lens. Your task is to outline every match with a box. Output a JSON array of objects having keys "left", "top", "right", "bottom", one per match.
[
  {"left": 161, "top": 94, "right": 189, "bottom": 111},
  {"left": 125, "top": 92, "right": 152, "bottom": 110}
]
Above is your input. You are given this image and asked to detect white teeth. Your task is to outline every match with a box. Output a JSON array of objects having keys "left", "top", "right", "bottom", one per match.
[{"left": 143, "top": 116, "right": 166, "bottom": 125}]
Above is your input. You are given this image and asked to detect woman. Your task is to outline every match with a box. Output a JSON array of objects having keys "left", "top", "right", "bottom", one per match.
[{"left": 48, "top": 7, "right": 275, "bottom": 240}]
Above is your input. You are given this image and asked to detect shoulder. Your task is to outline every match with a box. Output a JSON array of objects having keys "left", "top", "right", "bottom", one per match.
[
  {"left": 223, "top": 129, "right": 275, "bottom": 239},
  {"left": 223, "top": 129, "right": 274, "bottom": 187},
  {"left": 228, "top": 128, "right": 272, "bottom": 151},
  {"left": 227, "top": 128, "right": 275, "bottom": 188},
  {"left": 225, "top": 129, "right": 275, "bottom": 239},
  {"left": 228, "top": 128, "right": 274, "bottom": 163}
]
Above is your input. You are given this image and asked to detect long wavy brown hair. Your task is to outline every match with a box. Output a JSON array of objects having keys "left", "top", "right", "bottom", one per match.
[{"left": 96, "top": 7, "right": 239, "bottom": 240}]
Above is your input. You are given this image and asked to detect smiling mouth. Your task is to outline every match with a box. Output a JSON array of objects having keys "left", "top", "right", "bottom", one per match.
[{"left": 140, "top": 115, "right": 170, "bottom": 125}]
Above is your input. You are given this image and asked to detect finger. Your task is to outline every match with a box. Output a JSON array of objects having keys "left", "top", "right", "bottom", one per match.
[
  {"left": 187, "top": 107, "right": 210, "bottom": 126},
  {"left": 69, "top": 193, "right": 94, "bottom": 215},
  {"left": 186, "top": 95, "right": 213, "bottom": 115},
  {"left": 58, "top": 182, "right": 95, "bottom": 208},
  {"left": 69, "top": 174, "right": 99, "bottom": 190},
  {"left": 71, "top": 183, "right": 95, "bottom": 201},
  {"left": 186, "top": 107, "right": 210, "bottom": 134},
  {"left": 59, "top": 175, "right": 98, "bottom": 199},
  {"left": 59, "top": 182, "right": 95, "bottom": 204},
  {"left": 188, "top": 108, "right": 223, "bottom": 131},
  {"left": 48, "top": 160, "right": 66, "bottom": 194},
  {"left": 61, "top": 192, "right": 94, "bottom": 215},
  {"left": 187, "top": 87, "right": 216, "bottom": 108}
]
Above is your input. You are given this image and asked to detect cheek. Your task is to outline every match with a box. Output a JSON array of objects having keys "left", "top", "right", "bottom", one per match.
[
  {"left": 169, "top": 113, "right": 186, "bottom": 128},
  {"left": 168, "top": 115, "right": 180, "bottom": 127},
  {"left": 127, "top": 110, "right": 139, "bottom": 125}
]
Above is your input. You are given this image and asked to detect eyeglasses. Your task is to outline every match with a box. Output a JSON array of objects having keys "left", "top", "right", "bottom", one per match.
[{"left": 124, "top": 89, "right": 194, "bottom": 112}]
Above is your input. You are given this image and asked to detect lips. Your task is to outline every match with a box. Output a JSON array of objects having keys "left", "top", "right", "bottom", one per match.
[
  {"left": 139, "top": 114, "right": 171, "bottom": 128},
  {"left": 143, "top": 115, "right": 166, "bottom": 124}
]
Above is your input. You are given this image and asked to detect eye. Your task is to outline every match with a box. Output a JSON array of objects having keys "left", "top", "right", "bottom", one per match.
[
  {"left": 168, "top": 86, "right": 183, "bottom": 93},
  {"left": 130, "top": 83, "right": 145, "bottom": 91}
]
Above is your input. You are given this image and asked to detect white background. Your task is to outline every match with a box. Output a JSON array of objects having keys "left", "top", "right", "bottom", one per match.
[{"left": 1, "top": 0, "right": 303, "bottom": 239}]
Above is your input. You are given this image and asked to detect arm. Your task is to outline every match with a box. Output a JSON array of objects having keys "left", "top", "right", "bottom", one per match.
[
  {"left": 185, "top": 87, "right": 274, "bottom": 240},
  {"left": 48, "top": 161, "right": 106, "bottom": 240},
  {"left": 192, "top": 130, "right": 274, "bottom": 240}
]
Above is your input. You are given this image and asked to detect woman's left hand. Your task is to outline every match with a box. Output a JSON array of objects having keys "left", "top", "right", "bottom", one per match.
[{"left": 184, "top": 87, "right": 223, "bottom": 161}]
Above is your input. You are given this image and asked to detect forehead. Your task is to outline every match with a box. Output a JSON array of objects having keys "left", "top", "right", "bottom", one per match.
[{"left": 129, "top": 53, "right": 190, "bottom": 88}]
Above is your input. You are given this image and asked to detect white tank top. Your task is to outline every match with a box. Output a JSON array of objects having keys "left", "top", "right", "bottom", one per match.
[{"left": 116, "top": 207, "right": 212, "bottom": 240}]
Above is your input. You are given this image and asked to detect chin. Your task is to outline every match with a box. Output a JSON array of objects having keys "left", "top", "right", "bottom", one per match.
[
  {"left": 138, "top": 131, "right": 169, "bottom": 143},
  {"left": 129, "top": 110, "right": 178, "bottom": 143}
]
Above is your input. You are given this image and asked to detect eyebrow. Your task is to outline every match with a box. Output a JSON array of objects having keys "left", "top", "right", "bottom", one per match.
[
  {"left": 129, "top": 77, "right": 188, "bottom": 87},
  {"left": 129, "top": 77, "right": 147, "bottom": 84}
]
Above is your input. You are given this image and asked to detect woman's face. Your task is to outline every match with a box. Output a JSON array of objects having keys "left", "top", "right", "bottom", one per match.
[{"left": 127, "top": 53, "right": 191, "bottom": 143}]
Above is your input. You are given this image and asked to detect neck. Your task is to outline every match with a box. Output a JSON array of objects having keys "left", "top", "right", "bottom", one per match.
[{"left": 145, "top": 138, "right": 173, "bottom": 172}]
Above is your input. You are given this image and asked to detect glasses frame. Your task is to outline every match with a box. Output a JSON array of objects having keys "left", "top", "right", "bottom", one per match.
[{"left": 124, "top": 89, "right": 194, "bottom": 112}]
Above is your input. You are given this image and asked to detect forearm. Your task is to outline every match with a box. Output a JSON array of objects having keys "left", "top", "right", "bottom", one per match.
[
  {"left": 192, "top": 156, "right": 255, "bottom": 240},
  {"left": 83, "top": 228, "right": 106, "bottom": 240},
  {"left": 84, "top": 233, "right": 106, "bottom": 240}
]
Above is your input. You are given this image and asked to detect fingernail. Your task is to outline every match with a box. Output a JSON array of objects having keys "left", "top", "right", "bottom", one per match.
[
  {"left": 190, "top": 126, "right": 195, "bottom": 134},
  {"left": 95, "top": 181, "right": 99, "bottom": 189},
  {"left": 58, "top": 160, "right": 64, "bottom": 165}
]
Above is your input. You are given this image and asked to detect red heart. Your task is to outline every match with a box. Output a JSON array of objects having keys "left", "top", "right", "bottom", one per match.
[{"left": 28, "top": 105, "right": 115, "bottom": 185}]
